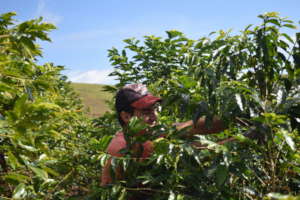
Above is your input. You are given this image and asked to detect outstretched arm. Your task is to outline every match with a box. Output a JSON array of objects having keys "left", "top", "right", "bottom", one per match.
[
  {"left": 175, "top": 117, "right": 260, "bottom": 149},
  {"left": 174, "top": 116, "right": 232, "bottom": 149},
  {"left": 175, "top": 116, "right": 225, "bottom": 137}
]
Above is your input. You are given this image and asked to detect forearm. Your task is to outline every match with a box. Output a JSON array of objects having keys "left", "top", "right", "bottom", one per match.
[
  {"left": 175, "top": 116, "right": 225, "bottom": 137},
  {"left": 192, "top": 116, "right": 225, "bottom": 134}
]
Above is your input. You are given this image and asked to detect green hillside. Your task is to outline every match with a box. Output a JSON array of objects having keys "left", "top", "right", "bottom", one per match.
[{"left": 71, "top": 82, "right": 113, "bottom": 117}]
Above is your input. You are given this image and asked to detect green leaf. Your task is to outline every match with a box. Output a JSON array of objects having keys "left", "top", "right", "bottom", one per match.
[
  {"left": 168, "top": 191, "right": 175, "bottom": 200},
  {"left": 0, "top": 12, "right": 16, "bottom": 26},
  {"left": 178, "top": 75, "right": 196, "bottom": 89},
  {"left": 4, "top": 173, "right": 29, "bottom": 183},
  {"left": 99, "top": 135, "right": 113, "bottom": 150},
  {"left": 127, "top": 116, "right": 148, "bottom": 136},
  {"left": 18, "top": 141, "right": 38, "bottom": 152},
  {"left": 281, "top": 33, "right": 295, "bottom": 44},
  {"left": 20, "top": 37, "right": 35, "bottom": 50},
  {"left": 13, "top": 94, "right": 28, "bottom": 118},
  {"left": 31, "top": 102, "right": 61, "bottom": 112},
  {"left": 283, "top": 24, "right": 297, "bottom": 29},
  {"left": 12, "top": 183, "right": 27, "bottom": 199},
  {"left": 7, "top": 151, "right": 21, "bottom": 169},
  {"left": 282, "top": 19, "right": 294, "bottom": 24},
  {"left": 266, "top": 19, "right": 281, "bottom": 26},
  {"left": 99, "top": 154, "right": 110, "bottom": 167},
  {"left": 282, "top": 130, "right": 295, "bottom": 150},
  {"left": 118, "top": 188, "right": 127, "bottom": 200},
  {"left": 0, "top": 82, "right": 15, "bottom": 92},
  {"left": 296, "top": 32, "right": 300, "bottom": 47},
  {"left": 29, "top": 166, "right": 48, "bottom": 180},
  {"left": 42, "top": 166, "right": 60, "bottom": 177},
  {"left": 216, "top": 165, "right": 228, "bottom": 186},
  {"left": 166, "top": 30, "right": 183, "bottom": 39},
  {"left": 266, "top": 193, "right": 295, "bottom": 199}
]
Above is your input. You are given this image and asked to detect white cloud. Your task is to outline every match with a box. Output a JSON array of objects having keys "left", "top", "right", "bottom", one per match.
[
  {"left": 66, "top": 69, "right": 117, "bottom": 85},
  {"left": 35, "top": 0, "right": 62, "bottom": 25}
]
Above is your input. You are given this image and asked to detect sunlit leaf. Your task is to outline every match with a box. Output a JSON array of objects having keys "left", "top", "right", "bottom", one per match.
[
  {"left": 282, "top": 130, "right": 295, "bottom": 151},
  {"left": 12, "top": 183, "right": 27, "bottom": 199},
  {"left": 168, "top": 191, "right": 175, "bottom": 200},
  {"left": 166, "top": 30, "right": 183, "bottom": 39},
  {"left": 4, "top": 173, "right": 29, "bottom": 183},
  {"left": 29, "top": 166, "right": 48, "bottom": 180}
]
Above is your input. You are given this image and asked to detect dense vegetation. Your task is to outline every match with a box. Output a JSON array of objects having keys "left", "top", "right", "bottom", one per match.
[
  {"left": 0, "top": 12, "right": 104, "bottom": 199},
  {"left": 0, "top": 11, "right": 299, "bottom": 199},
  {"left": 102, "top": 12, "right": 300, "bottom": 199}
]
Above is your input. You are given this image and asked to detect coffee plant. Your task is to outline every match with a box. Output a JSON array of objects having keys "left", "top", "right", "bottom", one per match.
[
  {"left": 101, "top": 12, "right": 300, "bottom": 199},
  {"left": 0, "top": 12, "right": 108, "bottom": 199}
]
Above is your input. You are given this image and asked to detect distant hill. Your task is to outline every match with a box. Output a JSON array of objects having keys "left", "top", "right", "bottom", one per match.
[{"left": 71, "top": 83, "right": 113, "bottom": 117}]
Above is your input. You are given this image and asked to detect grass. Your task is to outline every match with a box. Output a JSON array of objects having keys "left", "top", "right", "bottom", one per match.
[{"left": 71, "top": 82, "right": 113, "bottom": 117}]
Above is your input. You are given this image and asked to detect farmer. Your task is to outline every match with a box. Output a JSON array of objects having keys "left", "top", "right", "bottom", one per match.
[{"left": 100, "top": 83, "right": 226, "bottom": 186}]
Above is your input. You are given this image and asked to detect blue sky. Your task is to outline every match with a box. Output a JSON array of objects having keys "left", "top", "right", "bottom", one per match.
[{"left": 1, "top": 0, "right": 300, "bottom": 84}]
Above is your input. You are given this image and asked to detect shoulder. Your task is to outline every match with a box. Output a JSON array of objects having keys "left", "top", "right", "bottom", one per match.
[{"left": 107, "top": 131, "right": 127, "bottom": 157}]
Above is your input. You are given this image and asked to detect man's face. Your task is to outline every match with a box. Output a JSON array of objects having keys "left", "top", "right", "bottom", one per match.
[{"left": 133, "top": 104, "right": 158, "bottom": 126}]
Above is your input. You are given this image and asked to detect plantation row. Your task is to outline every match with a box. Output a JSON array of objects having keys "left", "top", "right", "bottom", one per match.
[{"left": 0, "top": 12, "right": 299, "bottom": 199}]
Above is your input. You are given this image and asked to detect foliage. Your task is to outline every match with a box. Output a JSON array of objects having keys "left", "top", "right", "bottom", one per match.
[
  {"left": 100, "top": 12, "right": 300, "bottom": 199},
  {"left": 0, "top": 12, "right": 104, "bottom": 199},
  {"left": 0, "top": 11, "right": 299, "bottom": 200}
]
